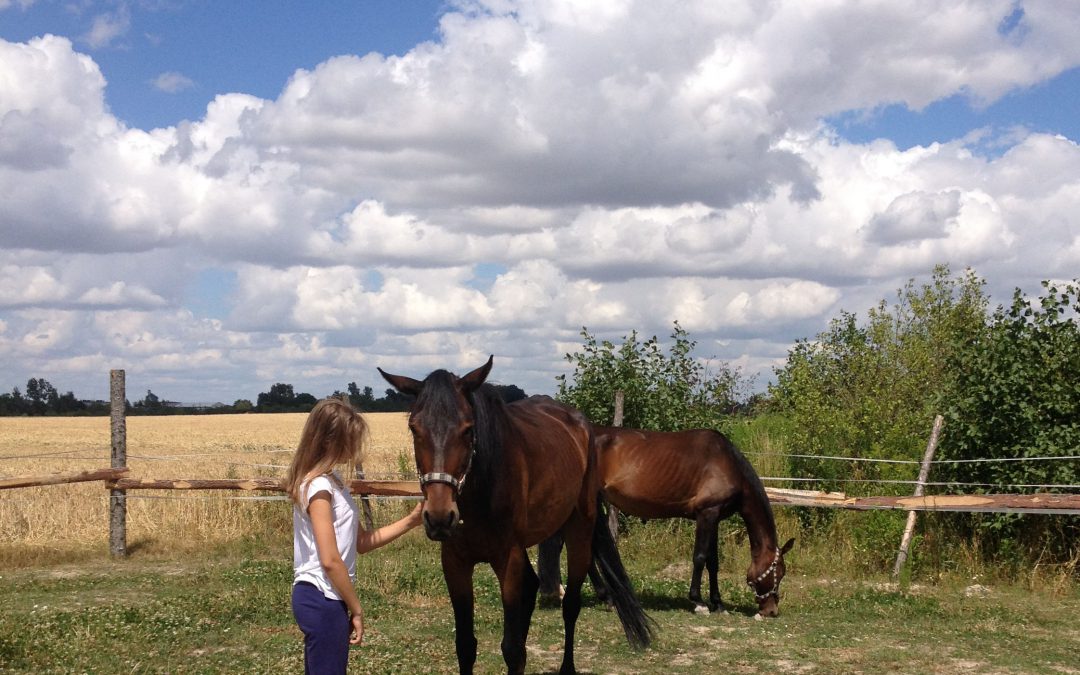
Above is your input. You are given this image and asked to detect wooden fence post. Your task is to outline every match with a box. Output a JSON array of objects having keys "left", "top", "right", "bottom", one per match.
[
  {"left": 356, "top": 466, "right": 376, "bottom": 531},
  {"left": 607, "top": 390, "right": 624, "bottom": 540},
  {"left": 109, "top": 369, "right": 127, "bottom": 558},
  {"left": 892, "top": 414, "right": 944, "bottom": 578}
]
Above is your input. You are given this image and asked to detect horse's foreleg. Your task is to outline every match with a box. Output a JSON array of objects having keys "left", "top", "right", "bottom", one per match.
[
  {"left": 707, "top": 519, "right": 723, "bottom": 612},
  {"left": 520, "top": 553, "right": 540, "bottom": 642},
  {"left": 690, "top": 507, "right": 721, "bottom": 612},
  {"left": 494, "top": 546, "right": 532, "bottom": 675},
  {"left": 442, "top": 547, "right": 477, "bottom": 675}
]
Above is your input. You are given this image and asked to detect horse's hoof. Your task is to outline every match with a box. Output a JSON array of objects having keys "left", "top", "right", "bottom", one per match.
[
  {"left": 753, "top": 612, "right": 764, "bottom": 621},
  {"left": 538, "top": 594, "right": 562, "bottom": 609},
  {"left": 693, "top": 603, "right": 710, "bottom": 615}
]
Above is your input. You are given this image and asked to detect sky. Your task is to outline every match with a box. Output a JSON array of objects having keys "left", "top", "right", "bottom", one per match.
[{"left": 2, "top": 0, "right": 1080, "bottom": 405}]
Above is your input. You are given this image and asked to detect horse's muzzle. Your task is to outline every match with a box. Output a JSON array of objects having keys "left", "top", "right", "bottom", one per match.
[
  {"left": 757, "top": 598, "right": 780, "bottom": 618},
  {"left": 422, "top": 505, "right": 460, "bottom": 541}
]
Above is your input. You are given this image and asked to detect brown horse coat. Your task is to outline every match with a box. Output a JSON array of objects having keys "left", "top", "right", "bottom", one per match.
[
  {"left": 380, "top": 359, "right": 652, "bottom": 674},
  {"left": 541, "top": 425, "right": 794, "bottom": 617}
]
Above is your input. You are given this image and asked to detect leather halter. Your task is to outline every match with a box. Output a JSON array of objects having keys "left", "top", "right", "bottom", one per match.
[{"left": 747, "top": 547, "right": 783, "bottom": 601}]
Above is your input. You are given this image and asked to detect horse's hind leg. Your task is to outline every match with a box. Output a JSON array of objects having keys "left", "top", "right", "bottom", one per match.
[
  {"left": 520, "top": 554, "right": 540, "bottom": 640},
  {"left": 559, "top": 514, "right": 592, "bottom": 675},
  {"left": 689, "top": 507, "right": 721, "bottom": 612},
  {"left": 443, "top": 547, "right": 478, "bottom": 675}
]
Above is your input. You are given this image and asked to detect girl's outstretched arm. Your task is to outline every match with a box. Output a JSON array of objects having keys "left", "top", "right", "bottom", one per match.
[{"left": 358, "top": 502, "right": 423, "bottom": 554}]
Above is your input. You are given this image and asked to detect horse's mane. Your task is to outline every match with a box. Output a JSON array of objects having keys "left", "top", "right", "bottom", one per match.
[
  {"left": 726, "top": 436, "right": 777, "bottom": 539},
  {"left": 465, "top": 382, "right": 507, "bottom": 488}
]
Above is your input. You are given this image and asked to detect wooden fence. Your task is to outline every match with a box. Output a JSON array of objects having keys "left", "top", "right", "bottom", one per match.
[{"left": 2, "top": 370, "right": 1078, "bottom": 569}]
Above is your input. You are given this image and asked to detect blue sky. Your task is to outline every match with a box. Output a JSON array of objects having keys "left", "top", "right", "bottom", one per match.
[
  {"left": 2, "top": 1, "right": 1080, "bottom": 403},
  {"left": 830, "top": 68, "right": 1080, "bottom": 150},
  {"left": 0, "top": 0, "right": 445, "bottom": 129}
]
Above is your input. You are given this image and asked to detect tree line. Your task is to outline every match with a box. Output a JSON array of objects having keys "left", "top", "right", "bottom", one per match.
[{"left": 0, "top": 378, "right": 525, "bottom": 416}]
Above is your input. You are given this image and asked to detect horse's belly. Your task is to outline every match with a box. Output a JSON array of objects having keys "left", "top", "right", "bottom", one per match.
[{"left": 605, "top": 486, "right": 693, "bottom": 520}]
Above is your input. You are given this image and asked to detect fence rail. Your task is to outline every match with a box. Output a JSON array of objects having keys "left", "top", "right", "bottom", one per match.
[
  {"left": 765, "top": 487, "right": 1080, "bottom": 515},
  {"left": 3, "top": 372, "right": 1079, "bottom": 565},
  {"left": 5, "top": 469, "right": 1078, "bottom": 514}
]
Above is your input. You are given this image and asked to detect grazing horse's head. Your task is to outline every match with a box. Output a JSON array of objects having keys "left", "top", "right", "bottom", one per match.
[
  {"left": 379, "top": 356, "right": 493, "bottom": 541},
  {"left": 747, "top": 537, "right": 795, "bottom": 617}
]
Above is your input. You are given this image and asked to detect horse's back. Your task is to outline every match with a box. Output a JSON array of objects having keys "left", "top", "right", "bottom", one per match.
[{"left": 597, "top": 427, "right": 746, "bottom": 518}]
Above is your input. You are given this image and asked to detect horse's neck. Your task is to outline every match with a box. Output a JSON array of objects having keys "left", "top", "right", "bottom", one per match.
[{"left": 740, "top": 497, "right": 777, "bottom": 559}]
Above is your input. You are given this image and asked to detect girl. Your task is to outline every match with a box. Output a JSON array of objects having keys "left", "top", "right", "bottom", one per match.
[{"left": 285, "top": 398, "right": 423, "bottom": 674}]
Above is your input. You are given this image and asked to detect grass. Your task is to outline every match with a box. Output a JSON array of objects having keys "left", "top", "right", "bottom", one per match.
[
  {"left": 1, "top": 517, "right": 1078, "bottom": 674},
  {"left": 3, "top": 414, "right": 1078, "bottom": 672}
]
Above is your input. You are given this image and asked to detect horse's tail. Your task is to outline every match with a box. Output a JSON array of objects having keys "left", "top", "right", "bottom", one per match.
[{"left": 590, "top": 496, "right": 655, "bottom": 649}]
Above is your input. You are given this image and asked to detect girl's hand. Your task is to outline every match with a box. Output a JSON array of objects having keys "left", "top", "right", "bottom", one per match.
[
  {"left": 349, "top": 612, "right": 364, "bottom": 646},
  {"left": 406, "top": 502, "right": 424, "bottom": 528}
]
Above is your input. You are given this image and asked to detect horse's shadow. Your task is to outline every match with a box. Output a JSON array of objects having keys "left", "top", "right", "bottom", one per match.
[{"left": 545, "top": 588, "right": 760, "bottom": 617}]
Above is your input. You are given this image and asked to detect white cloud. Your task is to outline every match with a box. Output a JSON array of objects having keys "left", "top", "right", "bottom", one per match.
[
  {"left": 152, "top": 71, "right": 195, "bottom": 93},
  {"left": 0, "top": 0, "right": 36, "bottom": 10},
  {"left": 2, "top": 2, "right": 1080, "bottom": 399},
  {"left": 83, "top": 6, "right": 131, "bottom": 49}
]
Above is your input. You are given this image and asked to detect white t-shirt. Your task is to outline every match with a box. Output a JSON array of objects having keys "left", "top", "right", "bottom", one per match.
[{"left": 293, "top": 471, "right": 360, "bottom": 600}]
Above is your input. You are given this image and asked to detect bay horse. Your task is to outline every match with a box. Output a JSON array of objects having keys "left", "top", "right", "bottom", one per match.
[
  {"left": 539, "top": 426, "right": 794, "bottom": 617},
  {"left": 379, "top": 357, "right": 652, "bottom": 675}
]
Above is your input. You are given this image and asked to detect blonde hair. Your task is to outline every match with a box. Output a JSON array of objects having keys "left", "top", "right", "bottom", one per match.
[{"left": 284, "top": 398, "right": 368, "bottom": 506}]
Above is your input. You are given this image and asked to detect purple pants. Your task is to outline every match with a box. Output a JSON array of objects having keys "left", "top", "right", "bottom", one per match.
[{"left": 291, "top": 581, "right": 350, "bottom": 674}]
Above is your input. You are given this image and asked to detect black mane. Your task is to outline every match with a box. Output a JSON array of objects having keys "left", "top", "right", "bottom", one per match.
[{"left": 465, "top": 382, "right": 507, "bottom": 490}]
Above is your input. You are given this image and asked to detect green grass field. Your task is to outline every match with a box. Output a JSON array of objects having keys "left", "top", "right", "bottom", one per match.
[{"left": 1, "top": 505, "right": 1077, "bottom": 674}]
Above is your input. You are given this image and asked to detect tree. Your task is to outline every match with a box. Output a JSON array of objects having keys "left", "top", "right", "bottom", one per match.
[
  {"left": 24, "top": 378, "right": 58, "bottom": 415},
  {"left": 937, "top": 279, "right": 1080, "bottom": 560},
  {"left": 556, "top": 321, "right": 749, "bottom": 431},
  {"left": 769, "top": 265, "right": 988, "bottom": 494},
  {"left": 258, "top": 383, "right": 295, "bottom": 409},
  {"left": 346, "top": 382, "right": 376, "bottom": 409},
  {"left": 256, "top": 383, "right": 317, "bottom": 412}
]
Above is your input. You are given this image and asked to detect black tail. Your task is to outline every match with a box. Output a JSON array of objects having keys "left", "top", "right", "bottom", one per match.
[{"left": 590, "top": 497, "right": 655, "bottom": 649}]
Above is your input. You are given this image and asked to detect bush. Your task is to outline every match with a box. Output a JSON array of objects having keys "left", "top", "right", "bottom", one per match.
[
  {"left": 556, "top": 322, "right": 749, "bottom": 431},
  {"left": 768, "top": 265, "right": 987, "bottom": 497},
  {"left": 937, "top": 280, "right": 1080, "bottom": 561}
]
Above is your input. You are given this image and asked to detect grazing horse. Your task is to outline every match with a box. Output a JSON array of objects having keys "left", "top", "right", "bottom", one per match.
[
  {"left": 379, "top": 358, "right": 652, "bottom": 675},
  {"left": 539, "top": 426, "right": 794, "bottom": 617}
]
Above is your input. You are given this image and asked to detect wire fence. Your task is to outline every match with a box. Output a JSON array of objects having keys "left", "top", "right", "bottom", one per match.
[{"left": 5, "top": 446, "right": 1080, "bottom": 491}]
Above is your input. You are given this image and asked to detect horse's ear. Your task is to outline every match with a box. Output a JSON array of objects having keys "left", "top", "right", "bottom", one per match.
[
  {"left": 780, "top": 538, "right": 795, "bottom": 555},
  {"left": 460, "top": 355, "right": 494, "bottom": 393},
  {"left": 378, "top": 367, "right": 422, "bottom": 396}
]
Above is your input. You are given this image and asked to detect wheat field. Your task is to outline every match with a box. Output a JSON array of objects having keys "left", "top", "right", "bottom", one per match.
[{"left": 0, "top": 413, "right": 414, "bottom": 553}]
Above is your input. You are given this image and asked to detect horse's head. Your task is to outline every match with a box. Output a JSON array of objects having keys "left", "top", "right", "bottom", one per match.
[
  {"left": 747, "top": 537, "right": 795, "bottom": 617},
  {"left": 379, "top": 356, "right": 493, "bottom": 541}
]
